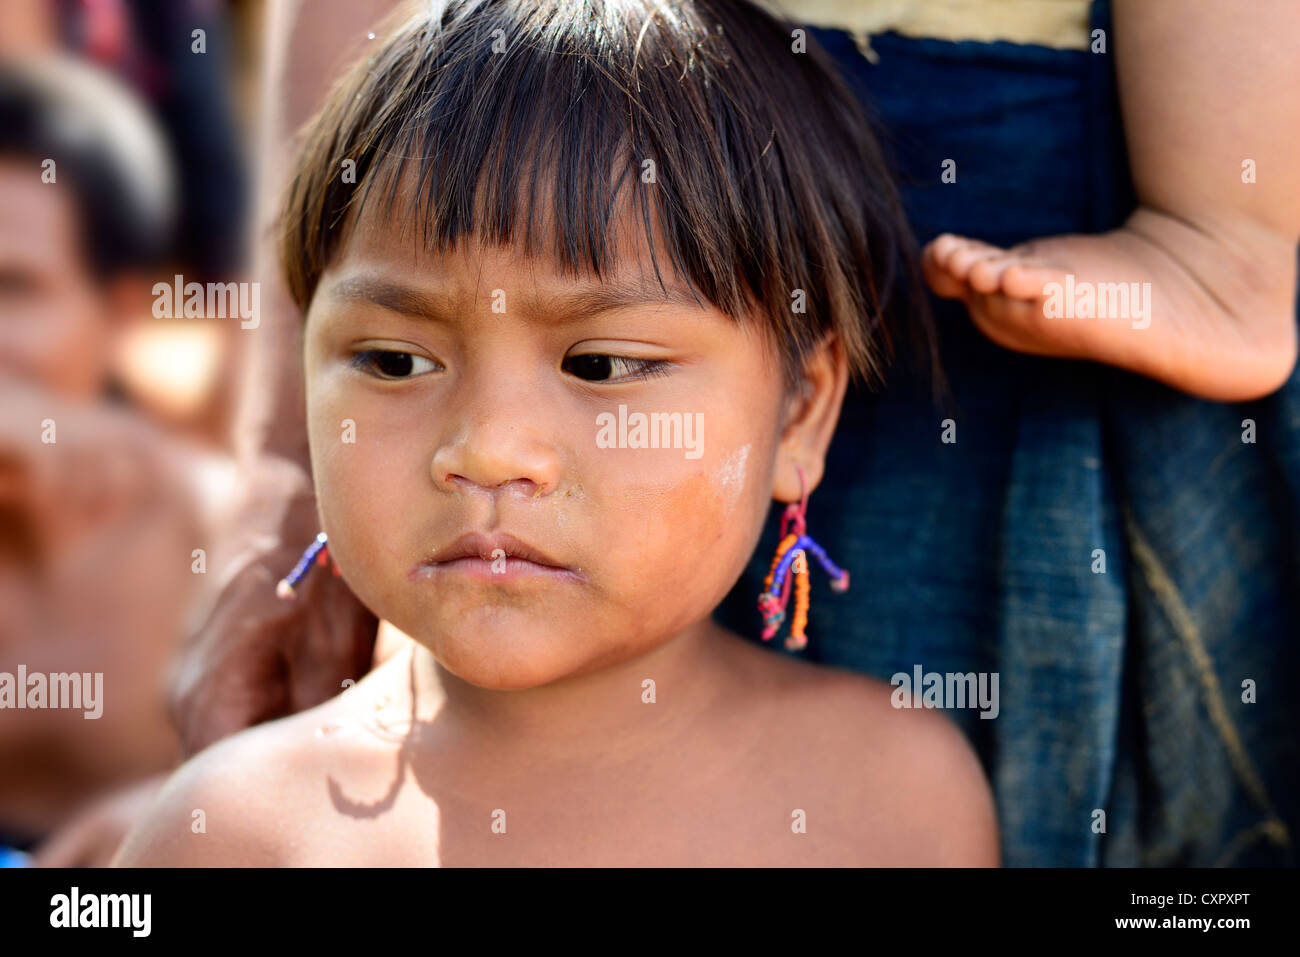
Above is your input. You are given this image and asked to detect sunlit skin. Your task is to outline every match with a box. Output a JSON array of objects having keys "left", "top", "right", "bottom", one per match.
[{"left": 115, "top": 190, "right": 1001, "bottom": 867}]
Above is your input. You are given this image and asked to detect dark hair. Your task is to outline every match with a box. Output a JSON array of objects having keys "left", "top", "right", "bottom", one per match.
[
  {"left": 0, "top": 56, "right": 175, "bottom": 280},
  {"left": 280, "top": 0, "right": 933, "bottom": 389}
]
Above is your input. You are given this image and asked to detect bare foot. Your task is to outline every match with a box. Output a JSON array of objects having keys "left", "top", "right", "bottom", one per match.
[{"left": 922, "top": 207, "right": 1298, "bottom": 401}]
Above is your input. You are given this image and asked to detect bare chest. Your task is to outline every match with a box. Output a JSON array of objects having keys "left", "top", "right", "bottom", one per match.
[{"left": 297, "top": 764, "right": 897, "bottom": 867}]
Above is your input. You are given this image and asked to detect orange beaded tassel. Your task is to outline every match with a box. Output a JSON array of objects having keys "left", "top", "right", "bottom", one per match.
[{"left": 757, "top": 467, "right": 849, "bottom": 651}]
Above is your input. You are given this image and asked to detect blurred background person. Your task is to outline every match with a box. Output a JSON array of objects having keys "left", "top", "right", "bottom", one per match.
[{"left": 0, "top": 17, "right": 248, "bottom": 862}]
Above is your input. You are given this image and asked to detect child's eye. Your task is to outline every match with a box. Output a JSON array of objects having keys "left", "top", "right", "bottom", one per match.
[
  {"left": 562, "top": 354, "right": 671, "bottom": 383},
  {"left": 351, "top": 349, "right": 440, "bottom": 379}
]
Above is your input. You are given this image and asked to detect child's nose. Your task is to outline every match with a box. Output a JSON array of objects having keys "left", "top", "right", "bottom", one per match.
[{"left": 429, "top": 421, "right": 563, "bottom": 499}]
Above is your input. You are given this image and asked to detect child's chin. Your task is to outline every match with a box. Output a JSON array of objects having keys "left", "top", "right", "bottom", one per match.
[
  {"left": 435, "top": 653, "right": 575, "bottom": 691},
  {"left": 415, "top": 620, "right": 586, "bottom": 691}
]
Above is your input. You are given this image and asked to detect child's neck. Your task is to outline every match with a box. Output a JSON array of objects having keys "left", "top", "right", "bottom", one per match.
[{"left": 404, "top": 617, "right": 751, "bottom": 768}]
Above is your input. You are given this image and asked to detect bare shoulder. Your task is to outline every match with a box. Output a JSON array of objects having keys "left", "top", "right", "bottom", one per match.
[
  {"left": 739, "top": 642, "right": 1002, "bottom": 866},
  {"left": 112, "top": 696, "right": 361, "bottom": 867},
  {"left": 820, "top": 665, "right": 999, "bottom": 866}
]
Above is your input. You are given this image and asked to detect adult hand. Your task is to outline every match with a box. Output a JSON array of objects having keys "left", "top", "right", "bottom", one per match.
[{"left": 167, "top": 455, "right": 377, "bottom": 756}]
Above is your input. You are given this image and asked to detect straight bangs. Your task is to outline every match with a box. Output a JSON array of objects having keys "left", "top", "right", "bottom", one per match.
[{"left": 281, "top": 0, "right": 930, "bottom": 388}]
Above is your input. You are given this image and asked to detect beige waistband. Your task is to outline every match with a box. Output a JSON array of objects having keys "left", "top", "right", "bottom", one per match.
[{"left": 757, "top": 0, "right": 1094, "bottom": 52}]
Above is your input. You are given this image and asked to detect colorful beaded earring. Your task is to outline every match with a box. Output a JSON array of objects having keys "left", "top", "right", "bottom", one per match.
[
  {"left": 757, "top": 465, "right": 849, "bottom": 651},
  {"left": 275, "top": 532, "right": 337, "bottom": 600}
]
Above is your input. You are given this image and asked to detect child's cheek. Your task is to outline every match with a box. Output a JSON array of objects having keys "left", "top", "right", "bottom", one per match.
[
  {"left": 592, "top": 437, "right": 768, "bottom": 617},
  {"left": 305, "top": 387, "right": 414, "bottom": 606}
]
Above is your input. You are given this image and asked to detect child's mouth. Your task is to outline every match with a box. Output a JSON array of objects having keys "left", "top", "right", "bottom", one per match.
[{"left": 410, "top": 532, "right": 586, "bottom": 584}]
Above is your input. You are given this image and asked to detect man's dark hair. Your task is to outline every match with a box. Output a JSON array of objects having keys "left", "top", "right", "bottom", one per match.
[
  {"left": 0, "top": 56, "right": 175, "bottom": 280},
  {"left": 280, "top": 0, "right": 933, "bottom": 389}
]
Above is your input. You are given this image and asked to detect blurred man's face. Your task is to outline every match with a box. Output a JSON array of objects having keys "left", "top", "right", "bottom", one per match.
[{"left": 0, "top": 158, "right": 114, "bottom": 396}]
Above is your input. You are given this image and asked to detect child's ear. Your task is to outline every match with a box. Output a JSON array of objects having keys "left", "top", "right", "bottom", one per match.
[{"left": 773, "top": 333, "right": 848, "bottom": 503}]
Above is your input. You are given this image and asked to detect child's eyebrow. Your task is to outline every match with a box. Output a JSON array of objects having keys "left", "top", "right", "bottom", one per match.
[{"left": 326, "top": 274, "right": 709, "bottom": 324}]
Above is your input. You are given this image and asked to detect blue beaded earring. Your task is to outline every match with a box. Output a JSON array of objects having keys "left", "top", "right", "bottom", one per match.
[{"left": 276, "top": 532, "right": 333, "bottom": 600}]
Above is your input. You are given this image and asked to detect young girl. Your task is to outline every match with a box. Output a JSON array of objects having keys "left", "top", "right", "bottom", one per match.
[{"left": 114, "top": 0, "right": 999, "bottom": 867}]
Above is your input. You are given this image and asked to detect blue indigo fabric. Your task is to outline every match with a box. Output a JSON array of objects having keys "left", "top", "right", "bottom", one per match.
[{"left": 716, "top": 0, "right": 1299, "bottom": 866}]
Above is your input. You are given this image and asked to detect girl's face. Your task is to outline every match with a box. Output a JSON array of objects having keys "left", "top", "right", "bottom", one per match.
[{"left": 303, "top": 200, "right": 831, "bottom": 690}]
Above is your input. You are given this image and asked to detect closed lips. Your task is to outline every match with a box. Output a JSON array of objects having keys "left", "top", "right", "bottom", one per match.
[
  {"left": 427, "top": 532, "right": 565, "bottom": 567},
  {"left": 411, "top": 532, "right": 585, "bottom": 583}
]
